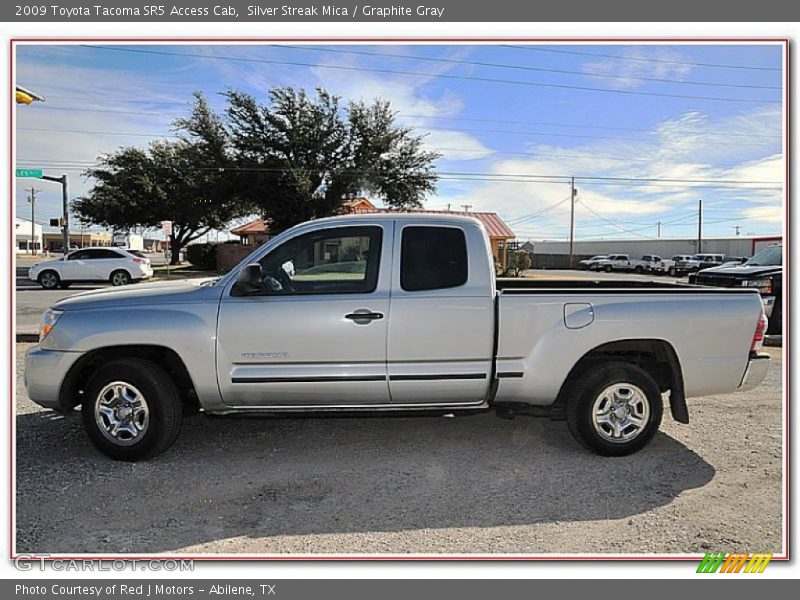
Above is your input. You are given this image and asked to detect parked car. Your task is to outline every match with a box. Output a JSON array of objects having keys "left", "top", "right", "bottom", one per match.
[
  {"left": 690, "top": 244, "right": 782, "bottom": 335},
  {"left": 25, "top": 214, "right": 770, "bottom": 461},
  {"left": 28, "top": 247, "right": 153, "bottom": 290},
  {"left": 632, "top": 254, "right": 663, "bottom": 274},
  {"left": 656, "top": 255, "right": 694, "bottom": 276},
  {"left": 594, "top": 254, "right": 633, "bottom": 272},
  {"left": 686, "top": 254, "right": 726, "bottom": 272},
  {"left": 578, "top": 255, "right": 608, "bottom": 270}
]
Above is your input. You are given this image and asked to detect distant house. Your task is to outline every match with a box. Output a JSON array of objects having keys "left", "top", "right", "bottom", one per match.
[
  {"left": 15, "top": 217, "right": 43, "bottom": 253},
  {"left": 229, "top": 198, "right": 515, "bottom": 269},
  {"left": 342, "top": 197, "right": 377, "bottom": 213},
  {"left": 230, "top": 218, "right": 272, "bottom": 246},
  {"left": 42, "top": 230, "right": 112, "bottom": 252}
]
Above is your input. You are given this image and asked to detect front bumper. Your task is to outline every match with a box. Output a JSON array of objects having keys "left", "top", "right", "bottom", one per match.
[
  {"left": 737, "top": 352, "right": 771, "bottom": 392},
  {"left": 24, "top": 346, "right": 84, "bottom": 411}
]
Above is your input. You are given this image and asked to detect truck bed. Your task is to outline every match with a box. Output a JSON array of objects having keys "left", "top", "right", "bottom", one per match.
[{"left": 495, "top": 277, "right": 751, "bottom": 293}]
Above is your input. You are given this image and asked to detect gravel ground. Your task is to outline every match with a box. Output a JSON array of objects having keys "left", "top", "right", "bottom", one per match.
[{"left": 15, "top": 343, "right": 783, "bottom": 556}]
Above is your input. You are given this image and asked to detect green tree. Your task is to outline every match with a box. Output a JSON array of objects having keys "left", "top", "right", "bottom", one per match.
[
  {"left": 505, "top": 249, "right": 532, "bottom": 277},
  {"left": 75, "top": 100, "right": 243, "bottom": 264},
  {"left": 178, "top": 87, "right": 440, "bottom": 233}
]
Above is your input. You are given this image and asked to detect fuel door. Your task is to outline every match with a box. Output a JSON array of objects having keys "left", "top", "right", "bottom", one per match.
[{"left": 564, "top": 302, "right": 594, "bottom": 329}]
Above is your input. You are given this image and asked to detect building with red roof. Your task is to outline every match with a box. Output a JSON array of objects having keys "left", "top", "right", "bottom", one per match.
[{"left": 229, "top": 198, "right": 516, "bottom": 269}]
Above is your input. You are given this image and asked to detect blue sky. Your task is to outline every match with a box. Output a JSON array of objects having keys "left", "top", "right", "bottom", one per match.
[{"left": 15, "top": 43, "right": 784, "bottom": 241}]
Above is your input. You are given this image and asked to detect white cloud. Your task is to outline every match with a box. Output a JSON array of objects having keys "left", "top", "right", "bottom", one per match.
[
  {"left": 742, "top": 205, "right": 783, "bottom": 223},
  {"left": 582, "top": 47, "right": 693, "bottom": 90},
  {"left": 308, "top": 52, "right": 493, "bottom": 162},
  {"left": 434, "top": 105, "right": 783, "bottom": 240}
]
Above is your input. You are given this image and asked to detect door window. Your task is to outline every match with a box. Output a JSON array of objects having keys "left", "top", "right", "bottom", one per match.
[
  {"left": 400, "top": 226, "right": 468, "bottom": 292},
  {"left": 89, "top": 249, "right": 124, "bottom": 259},
  {"left": 253, "top": 226, "right": 382, "bottom": 295}
]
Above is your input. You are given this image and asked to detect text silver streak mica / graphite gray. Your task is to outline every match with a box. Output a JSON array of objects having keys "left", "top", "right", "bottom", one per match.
[{"left": 24, "top": 214, "right": 771, "bottom": 460}]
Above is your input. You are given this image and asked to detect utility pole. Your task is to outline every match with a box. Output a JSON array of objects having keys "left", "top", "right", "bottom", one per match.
[
  {"left": 27, "top": 187, "right": 39, "bottom": 254},
  {"left": 657, "top": 221, "right": 661, "bottom": 238},
  {"left": 734, "top": 225, "right": 741, "bottom": 236},
  {"left": 568, "top": 177, "right": 577, "bottom": 269},
  {"left": 461, "top": 204, "right": 472, "bottom": 213},
  {"left": 697, "top": 199, "right": 703, "bottom": 254},
  {"left": 41, "top": 173, "right": 69, "bottom": 252}
]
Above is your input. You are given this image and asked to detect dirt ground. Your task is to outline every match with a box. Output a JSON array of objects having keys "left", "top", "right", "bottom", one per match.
[{"left": 15, "top": 343, "right": 783, "bottom": 556}]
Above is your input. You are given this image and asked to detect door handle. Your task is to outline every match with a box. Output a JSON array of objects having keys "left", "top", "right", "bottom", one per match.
[{"left": 345, "top": 310, "right": 384, "bottom": 324}]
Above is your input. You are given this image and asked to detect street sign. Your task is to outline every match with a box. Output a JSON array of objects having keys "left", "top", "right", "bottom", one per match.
[
  {"left": 16, "top": 168, "right": 43, "bottom": 178},
  {"left": 161, "top": 220, "right": 173, "bottom": 236}
]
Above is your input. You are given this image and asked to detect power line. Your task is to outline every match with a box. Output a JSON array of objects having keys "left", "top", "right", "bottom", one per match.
[
  {"left": 77, "top": 45, "right": 781, "bottom": 104},
  {"left": 504, "top": 196, "right": 572, "bottom": 224},
  {"left": 27, "top": 104, "right": 784, "bottom": 141},
  {"left": 273, "top": 44, "right": 782, "bottom": 90},
  {"left": 421, "top": 125, "right": 778, "bottom": 148},
  {"left": 576, "top": 199, "right": 657, "bottom": 239},
  {"left": 501, "top": 45, "right": 782, "bottom": 72},
  {"left": 25, "top": 120, "right": 777, "bottom": 150},
  {"left": 398, "top": 113, "right": 782, "bottom": 140},
  {"left": 14, "top": 157, "right": 782, "bottom": 186}
]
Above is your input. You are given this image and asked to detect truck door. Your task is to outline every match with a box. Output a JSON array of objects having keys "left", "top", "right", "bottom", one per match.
[
  {"left": 216, "top": 224, "right": 392, "bottom": 407},
  {"left": 387, "top": 222, "right": 495, "bottom": 405}
]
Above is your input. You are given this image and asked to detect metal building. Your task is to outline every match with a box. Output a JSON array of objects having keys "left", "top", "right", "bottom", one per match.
[{"left": 526, "top": 235, "right": 782, "bottom": 269}]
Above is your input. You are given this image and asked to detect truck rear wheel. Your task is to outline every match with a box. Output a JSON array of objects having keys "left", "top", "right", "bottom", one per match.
[
  {"left": 81, "top": 358, "right": 183, "bottom": 461},
  {"left": 565, "top": 362, "right": 663, "bottom": 456}
]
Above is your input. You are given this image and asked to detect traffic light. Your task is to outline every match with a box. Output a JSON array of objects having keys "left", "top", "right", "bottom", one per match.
[
  {"left": 49, "top": 218, "right": 66, "bottom": 227},
  {"left": 16, "top": 86, "right": 45, "bottom": 105}
]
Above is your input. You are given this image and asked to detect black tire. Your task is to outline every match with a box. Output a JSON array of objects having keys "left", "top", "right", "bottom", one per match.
[
  {"left": 38, "top": 270, "right": 60, "bottom": 290},
  {"left": 81, "top": 358, "right": 183, "bottom": 461},
  {"left": 668, "top": 267, "right": 676, "bottom": 277},
  {"left": 565, "top": 361, "right": 663, "bottom": 456},
  {"left": 110, "top": 269, "right": 131, "bottom": 286},
  {"left": 634, "top": 266, "right": 644, "bottom": 274},
  {"left": 604, "top": 265, "right": 612, "bottom": 273},
  {"left": 59, "top": 282, "right": 72, "bottom": 289}
]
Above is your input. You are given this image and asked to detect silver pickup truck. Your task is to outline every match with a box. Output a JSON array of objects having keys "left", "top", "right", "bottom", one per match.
[{"left": 24, "top": 214, "right": 771, "bottom": 461}]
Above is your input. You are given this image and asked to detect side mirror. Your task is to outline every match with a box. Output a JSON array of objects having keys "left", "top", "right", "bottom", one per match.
[{"left": 231, "top": 263, "right": 263, "bottom": 296}]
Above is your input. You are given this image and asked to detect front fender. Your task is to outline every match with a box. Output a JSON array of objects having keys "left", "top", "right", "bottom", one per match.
[{"left": 41, "top": 305, "right": 221, "bottom": 408}]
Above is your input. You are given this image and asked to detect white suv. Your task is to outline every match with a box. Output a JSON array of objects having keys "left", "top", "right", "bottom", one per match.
[{"left": 28, "top": 247, "right": 153, "bottom": 289}]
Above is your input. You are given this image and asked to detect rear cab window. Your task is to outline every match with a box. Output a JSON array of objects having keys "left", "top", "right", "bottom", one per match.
[{"left": 400, "top": 226, "right": 468, "bottom": 292}]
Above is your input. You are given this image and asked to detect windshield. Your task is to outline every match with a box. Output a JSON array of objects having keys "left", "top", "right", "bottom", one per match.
[{"left": 746, "top": 245, "right": 782, "bottom": 267}]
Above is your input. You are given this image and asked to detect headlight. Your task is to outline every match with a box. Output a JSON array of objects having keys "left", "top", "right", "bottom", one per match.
[
  {"left": 742, "top": 278, "right": 773, "bottom": 294},
  {"left": 39, "top": 308, "right": 64, "bottom": 342}
]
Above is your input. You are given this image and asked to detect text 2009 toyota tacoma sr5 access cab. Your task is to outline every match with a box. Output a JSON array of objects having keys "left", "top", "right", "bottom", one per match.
[{"left": 25, "top": 214, "right": 771, "bottom": 461}]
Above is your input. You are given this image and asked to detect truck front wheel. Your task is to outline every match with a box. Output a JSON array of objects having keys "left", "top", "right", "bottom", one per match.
[
  {"left": 81, "top": 358, "right": 183, "bottom": 461},
  {"left": 565, "top": 362, "right": 663, "bottom": 456}
]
